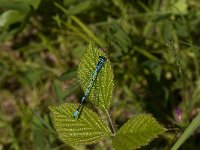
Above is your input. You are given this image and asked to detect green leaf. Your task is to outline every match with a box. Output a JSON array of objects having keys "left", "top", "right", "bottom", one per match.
[
  {"left": 66, "top": 1, "right": 91, "bottom": 15},
  {"left": 171, "top": 0, "right": 188, "bottom": 15},
  {"left": 112, "top": 114, "right": 167, "bottom": 150},
  {"left": 22, "top": 0, "right": 41, "bottom": 10},
  {"left": 0, "top": 10, "right": 24, "bottom": 28},
  {"left": 171, "top": 113, "right": 200, "bottom": 150},
  {"left": 0, "top": 0, "right": 41, "bottom": 10},
  {"left": 0, "top": 1, "right": 30, "bottom": 12},
  {"left": 77, "top": 42, "right": 114, "bottom": 110},
  {"left": 49, "top": 103, "right": 112, "bottom": 144}
]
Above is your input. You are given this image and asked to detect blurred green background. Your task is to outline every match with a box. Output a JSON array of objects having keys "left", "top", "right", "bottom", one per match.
[{"left": 1, "top": 0, "right": 200, "bottom": 149}]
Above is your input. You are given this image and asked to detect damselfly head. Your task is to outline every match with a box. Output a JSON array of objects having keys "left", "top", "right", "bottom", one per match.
[{"left": 99, "top": 56, "right": 107, "bottom": 61}]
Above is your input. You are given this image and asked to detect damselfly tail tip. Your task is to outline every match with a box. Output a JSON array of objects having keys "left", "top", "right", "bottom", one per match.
[{"left": 73, "top": 110, "right": 79, "bottom": 118}]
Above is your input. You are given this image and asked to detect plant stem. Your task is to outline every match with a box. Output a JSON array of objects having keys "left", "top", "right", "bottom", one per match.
[{"left": 105, "top": 110, "right": 116, "bottom": 135}]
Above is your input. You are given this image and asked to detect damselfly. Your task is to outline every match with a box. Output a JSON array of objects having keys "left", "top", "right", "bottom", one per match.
[{"left": 73, "top": 56, "right": 106, "bottom": 118}]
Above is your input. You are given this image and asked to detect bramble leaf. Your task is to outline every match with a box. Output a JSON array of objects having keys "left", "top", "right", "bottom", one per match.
[
  {"left": 112, "top": 114, "right": 166, "bottom": 150},
  {"left": 77, "top": 42, "right": 114, "bottom": 110},
  {"left": 49, "top": 103, "right": 112, "bottom": 144}
]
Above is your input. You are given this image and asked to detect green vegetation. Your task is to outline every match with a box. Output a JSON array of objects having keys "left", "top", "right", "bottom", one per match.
[
  {"left": 1, "top": 0, "right": 200, "bottom": 149},
  {"left": 50, "top": 43, "right": 166, "bottom": 149}
]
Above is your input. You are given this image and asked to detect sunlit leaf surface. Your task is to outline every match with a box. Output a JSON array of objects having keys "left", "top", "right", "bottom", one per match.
[
  {"left": 50, "top": 103, "right": 112, "bottom": 144},
  {"left": 112, "top": 114, "right": 166, "bottom": 150}
]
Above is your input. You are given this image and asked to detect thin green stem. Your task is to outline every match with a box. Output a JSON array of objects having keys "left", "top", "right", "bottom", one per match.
[
  {"left": 105, "top": 110, "right": 116, "bottom": 136},
  {"left": 166, "top": 41, "right": 188, "bottom": 119}
]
